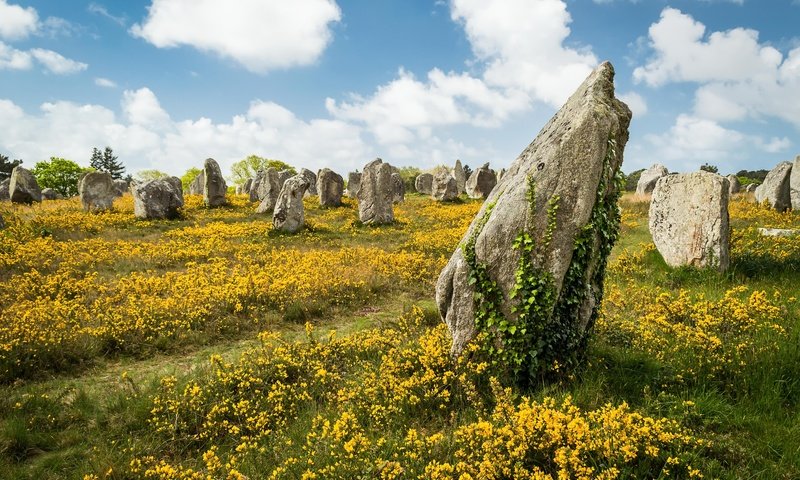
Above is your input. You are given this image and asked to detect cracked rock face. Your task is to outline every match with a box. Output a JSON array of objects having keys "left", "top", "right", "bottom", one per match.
[
  {"left": 431, "top": 171, "right": 457, "bottom": 202},
  {"left": 649, "top": 171, "right": 730, "bottom": 272},
  {"left": 357, "top": 158, "right": 394, "bottom": 225},
  {"left": 272, "top": 174, "right": 309, "bottom": 233},
  {"left": 254, "top": 168, "right": 282, "bottom": 214},
  {"left": 465, "top": 162, "right": 497, "bottom": 199},
  {"left": 756, "top": 161, "right": 792, "bottom": 212},
  {"left": 300, "top": 168, "right": 317, "bottom": 196},
  {"left": 636, "top": 164, "right": 668, "bottom": 196},
  {"left": 435, "top": 61, "right": 631, "bottom": 358}
]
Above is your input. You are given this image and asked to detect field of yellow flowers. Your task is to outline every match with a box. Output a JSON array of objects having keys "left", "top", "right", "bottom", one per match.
[{"left": 1, "top": 192, "right": 799, "bottom": 479}]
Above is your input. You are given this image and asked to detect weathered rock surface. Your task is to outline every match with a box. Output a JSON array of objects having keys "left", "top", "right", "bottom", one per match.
[
  {"left": 41, "top": 188, "right": 61, "bottom": 200},
  {"left": 726, "top": 174, "right": 741, "bottom": 195},
  {"left": 755, "top": 161, "right": 792, "bottom": 211},
  {"left": 435, "top": 62, "right": 631, "bottom": 360},
  {"left": 132, "top": 178, "right": 184, "bottom": 219},
  {"left": 465, "top": 163, "right": 497, "bottom": 199},
  {"left": 357, "top": 158, "right": 394, "bottom": 224},
  {"left": 255, "top": 168, "right": 282, "bottom": 214},
  {"left": 453, "top": 159, "right": 466, "bottom": 194},
  {"left": 273, "top": 175, "right": 309, "bottom": 233},
  {"left": 300, "top": 168, "right": 317, "bottom": 196},
  {"left": 249, "top": 170, "right": 265, "bottom": 202},
  {"left": 79, "top": 172, "right": 117, "bottom": 212},
  {"left": 497, "top": 168, "right": 506, "bottom": 183},
  {"left": 113, "top": 179, "right": 128, "bottom": 197},
  {"left": 9, "top": 166, "right": 41, "bottom": 204},
  {"left": 203, "top": 158, "right": 227, "bottom": 207},
  {"left": 415, "top": 173, "right": 433, "bottom": 195},
  {"left": 278, "top": 170, "right": 293, "bottom": 190},
  {"left": 649, "top": 172, "right": 730, "bottom": 271},
  {"left": 0, "top": 178, "right": 9, "bottom": 201},
  {"left": 636, "top": 164, "right": 668, "bottom": 196},
  {"left": 746, "top": 184, "right": 757, "bottom": 193},
  {"left": 189, "top": 171, "right": 205, "bottom": 195},
  {"left": 347, "top": 172, "right": 361, "bottom": 198},
  {"left": 789, "top": 156, "right": 800, "bottom": 210},
  {"left": 242, "top": 178, "right": 253, "bottom": 197},
  {"left": 317, "top": 168, "right": 344, "bottom": 207},
  {"left": 391, "top": 172, "right": 405, "bottom": 203},
  {"left": 431, "top": 171, "right": 458, "bottom": 202}
]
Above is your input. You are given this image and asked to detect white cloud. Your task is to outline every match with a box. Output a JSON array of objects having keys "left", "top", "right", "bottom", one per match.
[
  {"left": 88, "top": 3, "right": 126, "bottom": 26},
  {"left": 131, "top": 0, "right": 341, "bottom": 73},
  {"left": 618, "top": 91, "right": 647, "bottom": 117},
  {"left": 0, "top": 40, "right": 32, "bottom": 70},
  {"left": 0, "top": 0, "right": 38, "bottom": 40},
  {"left": 29, "top": 48, "right": 87, "bottom": 74},
  {"left": 95, "top": 77, "right": 117, "bottom": 88}
]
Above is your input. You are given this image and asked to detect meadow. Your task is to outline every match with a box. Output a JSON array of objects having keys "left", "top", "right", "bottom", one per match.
[{"left": 0, "top": 192, "right": 799, "bottom": 479}]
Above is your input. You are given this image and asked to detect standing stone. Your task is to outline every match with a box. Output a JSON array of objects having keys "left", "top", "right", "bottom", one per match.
[
  {"left": 317, "top": 168, "right": 344, "bottom": 207},
  {"left": 249, "top": 171, "right": 264, "bottom": 202},
  {"left": 435, "top": 62, "right": 631, "bottom": 363},
  {"left": 300, "top": 168, "right": 318, "bottom": 196},
  {"left": 41, "top": 188, "right": 62, "bottom": 200},
  {"left": 465, "top": 163, "right": 497, "bottom": 199},
  {"left": 755, "top": 161, "right": 792, "bottom": 211},
  {"left": 79, "top": 171, "right": 117, "bottom": 212},
  {"left": 726, "top": 174, "right": 741, "bottom": 195},
  {"left": 132, "top": 178, "right": 184, "bottom": 219},
  {"left": 278, "top": 170, "right": 293, "bottom": 190},
  {"left": 113, "top": 179, "right": 129, "bottom": 197},
  {"left": 636, "top": 164, "right": 669, "bottom": 195},
  {"left": 358, "top": 158, "right": 394, "bottom": 224},
  {"left": 242, "top": 178, "right": 253, "bottom": 197},
  {"left": 415, "top": 173, "right": 433, "bottom": 195},
  {"left": 391, "top": 172, "right": 405, "bottom": 203},
  {"left": 0, "top": 178, "right": 9, "bottom": 201},
  {"left": 347, "top": 172, "right": 362, "bottom": 198},
  {"left": 453, "top": 159, "right": 466, "bottom": 194},
  {"left": 789, "top": 156, "right": 800, "bottom": 210},
  {"left": 203, "top": 158, "right": 227, "bottom": 207},
  {"left": 746, "top": 184, "right": 757, "bottom": 193},
  {"left": 273, "top": 175, "right": 309, "bottom": 233},
  {"left": 9, "top": 166, "right": 42, "bottom": 204},
  {"left": 255, "top": 168, "right": 282, "bottom": 213},
  {"left": 189, "top": 171, "right": 205, "bottom": 195},
  {"left": 431, "top": 171, "right": 458, "bottom": 202},
  {"left": 649, "top": 172, "right": 730, "bottom": 271}
]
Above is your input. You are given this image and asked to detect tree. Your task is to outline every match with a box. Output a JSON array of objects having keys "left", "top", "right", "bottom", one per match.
[
  {"left": 463, "top": 164, "right": 473, "bottom": 180},
  {"left": 181, "top": 167, "right": 202, "bottom": 191},
  {"left": 397, "top": 166, "right": 421, "bottom": 192},
  {"left": 624, "top": 168, "right": 645, "bottom": 192},
  {"left": 31, "top": 157, "right": 88, "bottom": 197},
  {"left": 134, "top": 169, "right": 170, "bottom": 182},
  {"left": 90, "top": 147, "right": 126, "bottom": 180},
  {"left": 700, "top": 163, "right": 718, "bottom": 174},
  {"left": 230, "top": 155, "right": 296, "bottom": 186},
  {"left": 0, "top": 154, "right": 23, "bottom": 180}
]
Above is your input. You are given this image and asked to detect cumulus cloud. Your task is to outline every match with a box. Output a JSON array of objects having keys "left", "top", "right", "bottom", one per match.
[
  {"left": 95, "top": 77, "right": 117, "bottom": 88},
  {"left": 618, "top": 91, "right": 647, "bottom": 117},
  {"left": 29, "top": 48, "right": 87, "bottom": 74},
  {"left": 0, "top": 41, "right": 32, "bottom": 70},
  {"left": 0, "top": 0, "right": 38, "bottom": 40},
  {"left": 131, "top": 0, "right": 341, "bottom": 73}
]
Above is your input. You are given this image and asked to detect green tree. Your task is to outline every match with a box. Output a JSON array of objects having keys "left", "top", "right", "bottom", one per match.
[
  {"left": 230, "top": 155, "right": 296, "bottom": 186},
  {"left": 181, "top": 167, "right": 202, "bottom": 191},
  {"left": 0, "top": 154, "right": 23, "bottom": 180},
  {"left": 700, "top": 163, "right": 718, "bottom": 174},
  {"left": 134, "top": 169, "right": 170, "bottom": 182},
  {"left": 31, "top": 157, "right": 88, "bottom": 197},
  {"left": 90, "top": 147, "right": 126, "bottom": 180},
  {"left": 397, "top": 166, "right": 421, "bottom": 192}
]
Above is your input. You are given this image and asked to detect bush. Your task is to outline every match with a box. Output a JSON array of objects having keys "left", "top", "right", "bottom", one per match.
[{"left": 31, "top": 157, "right": 88, "bottom": 197}]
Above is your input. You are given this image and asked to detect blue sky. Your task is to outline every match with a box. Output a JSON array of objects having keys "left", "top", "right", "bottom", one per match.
[{"left": 0, "top": 0, "right": 798, "bottom": 179}]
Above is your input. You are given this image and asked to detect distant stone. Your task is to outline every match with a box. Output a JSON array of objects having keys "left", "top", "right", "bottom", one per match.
[
  {"left": 317, "top": 168, "right": 344, "bottom": 207},
  {"left": 249, "top": 170, "right": 264, "bottom": 202},
  {"left": 203, "top": 158, "right": 227, "bottom": 207},
  {"left": 636, "top": 164, "right": 669, "bottom": 195},
  {"left": 726, "top": 174, "right": 741, "bottom": 195},
  {"left": 9, "top": 166, "right": 42, "bottom": 204},
  {"left": 300, "top": 168, "right": 318, "bottom": 196},
  {"left": 242, "top": 178, "right": 253, "bottom": 197},
  {"left": 357, "top": 158, "right": 394, "bottom": 224},
  {"left": 755, "top": 161, "right": 792, "bottom": 211},
  {"left": 278, "top": 170, "right": 293, "bottom": 190},
  {"left": 0, "top": 178, "right": 9, "bottom": 201},
  {"left": 347, "top": 172, "right": 361, "bottom": 198},
  {"left": 759, "top": 227, "right": 800, "bottom": 237},
  {"left": 415, "top": 173, "right": 433, "bottom": 195},
  {"left": 255, "top": 168, "right": 282, "bottom": 214},
  {"left": 431, "top": 171, "right": 458, "bottom": 201},
  {"left": 789, "top": 156, "right": 800, "bottom": 210},
  {"left": 41, "top": 188, "right": 62, "bottom": 200},
  {"left": 453, "top": 159, "right": 466, "bottom": 194},
  {"left": 391, "top": 172, "right": 405, "bottom": 203},
  {"left": 745, "top": 184, "right": 757, "bottom": 193},
  {"left": 79, "top": 171, "right": 116, "bottom": 212},
  {"left": 189, "top": 171, "right": 205, "bottom": 195},
  {"left": 649, "top": 171, "right": 730, "bottom": 271},
  {"left": 465, "top": 162, "right": 497, "bottom": 199},
  {"left": 273, "top": 174, "right": 309, "bottom": 233},
  {"left": 113, "top": 179, "right": 128, "bottom": 197},
  {"left": 132, "top": 178, "right": 184, "bottom": 219}
]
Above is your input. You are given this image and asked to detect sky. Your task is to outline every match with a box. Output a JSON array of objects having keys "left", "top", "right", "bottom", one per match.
[{"left": 0, "top": 0, "right": 798, "bottom": 179}]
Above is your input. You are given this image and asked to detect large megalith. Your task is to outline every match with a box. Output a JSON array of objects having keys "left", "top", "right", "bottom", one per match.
[
  {"left": 300, "top": 168, "right": 317, "bottom": 196},
  {"left": 347, "top": 172, "right": 361, "bottom": 198},
  {"left": 357, "top": 158, "right": 394, "bottom": 224},
  {"left": 431, "top": 171, "right": 458, "bottom": 202},
  {"left": 453, "top": 159, "right": 466, "bottom": 194},
  {"left": 465, "top": 163, "right": 497, "bottom": 199},
  {"left": 435, "top": 62, "right": 631, "bottom": 374},
  {"left": 189, "top": 171, "right": 205, "bottom": 195},
  {"left": 132, "top": 178, "right": 184, "bottom": 219},
  {"left": 317, "top": 168, "right": 344, "bottom": 207},
  {"left": 636, "top": 164, "right": 668, "bottom": 195},
  {"left": 203, "top": 158, "right": 227, "bottom": 207},
  {"left": 79, "top": 171, "right": 117, "bottom": 212},
  {"left": 255, "top": 168, "right": 282, "bottom": 214},
  {"left": 391, "top": 172, "right": 405, "bottom": 203},
  {"left": 278, "top": 170, "right": 293, "bottom": 190},
  {"left": 789, "top": 156, "right": 800, "bottom": 210},
  {"left": 755, "top": 161, "right": 792, "bottom": 211},
  {"left": 415, "top": 173, "right": 433, "bottom": 195},
  {"left": 649, "top": 172, "right": 730, "bottom": 271},
  {"left": 726, "top": 174, "right": 741, "bottom": 195},
  {"left": 273, "top": 175, "right": 309, "bottom": 233},
  {"left": 9, "top": 166, "right": 42, "bottom": 204}
]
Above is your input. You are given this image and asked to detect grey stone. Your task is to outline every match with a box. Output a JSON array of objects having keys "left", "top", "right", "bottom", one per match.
[
  {"left": 189, "top": 171, "right": 205, "bottom": 195},
  {"left": 347, "top": 172, "right": 361, "bottom": 198},
  {"left": 242, "top": 178, "right": 253, "bottom": 197},
  {"left": 435, "top": 61, "right": 631, "bottom": 359},
  {"left": 255, "top": 168, "right": 282, "bottom": 213},
  {"left": 357, "top": 158, "right": 394, "bottom": 224},
  {"left": 415, "top": 173, "right": 433, "bottom": 195},
  {"left": 278, "top": 170, "right": 293, "bottom": 190},
  {"left": 636, "top": 163, "right": 668, "bottom": 195},
  {"left": 649, "top": 171, "right": 730, "bottom": 271},
  {"left": 391, "top": 172, "right": 405, "bottom": 203},
  {"left": 9, "top": 166, "right": 41, "bottom": 204},
  {"left": 0, "top": 178, "right": 9, "bottom": 201},
  {"left": 755, "top": 161, "right": 792, "bottom": 211},
  {"left": 497, "top": 168, "right": 506, "bottom": 183},
  {"left": 726, "top": 174, "right": 741, "bottom": 195},
  {"left": 79, "top": 171, "right": 116, "bottom": 212},
  {"left": 745, "top": 183, "right": 757, "bottom": 193},
  {"left": 113, "top": 179, "right": 128, "bottom": 197},
  {"left": 249, "top": 170, "right": 264, "bottom": 202},
  {"left": 203, "top": 158, "right": 227, "bottom": 207},
  {"left": 41, "top": 188, "right": 62, "bottom": 200},
  {"left": 300, "top": 168, "right": 317, "bottom": 196},
  {"left": 132, "top": 178, "right": 184, "bottom": 219},
  {"left": 273, "top": 174, "right": 309, "bottom": 233},
  {"left": 453, "top": 159, "right": 466, "bottom": 194},
  {"left": 465, "top": 162, "right": 497, "bottom": 199},
  {"left": 759, "top": 227, "right": 800, "bottom": 237},
  {"left": 317, "top": 168, "right": 344, "bottom": 207},
  {"left": 431, "top": 171, "right": 458, "bottom": 202},
  {"left": 789, "top": 156, "right": 800, "bottom": 210}
]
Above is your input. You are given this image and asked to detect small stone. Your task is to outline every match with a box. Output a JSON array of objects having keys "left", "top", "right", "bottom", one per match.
[
  {"left": 391, "top": 172, "right": 405, "bottom": 203},
  {"left": 755, "top": 161, "right": 792, "bottom": 211},
  {"left": 347, "top": 172, "right": 361, "bottom": 198},
  {"left": 41, "top": 188, "right": 62, "bottom": 200},
  {"left": 9, "top": 166, "right": 42, "bottom": 204},
  {"left": 189, "top": 171, "right": 205, "bottom": 195},
  {"left": 636, "top": 164, "right": 668, "bottom": 195},
  {"left": 759, "top": 228, "right": 800, "bottom": 237},
  {"left": 415, "top": 173, "right": 433, "bottom": 195},
  {"left": 726, "top": 174, "right": 741, "bottom": 195}
]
